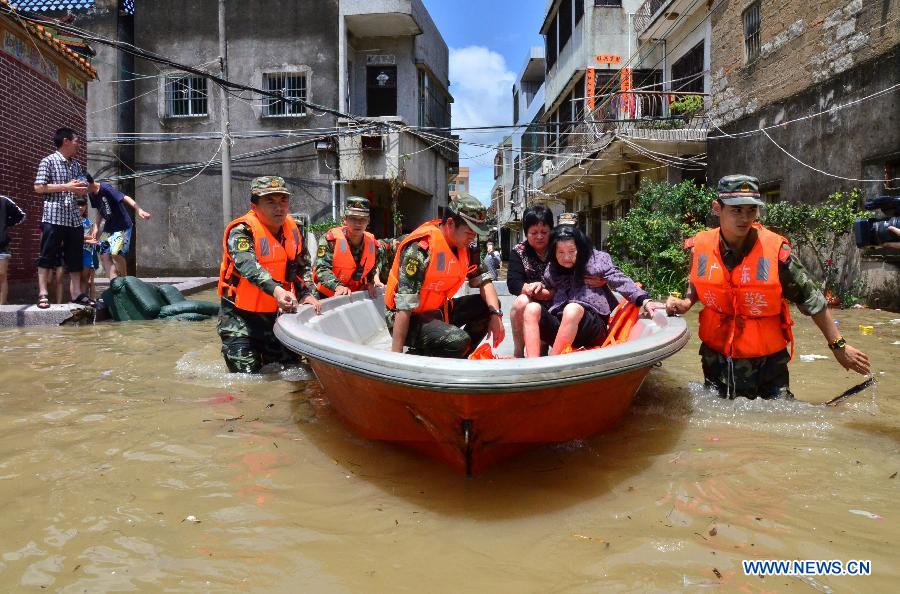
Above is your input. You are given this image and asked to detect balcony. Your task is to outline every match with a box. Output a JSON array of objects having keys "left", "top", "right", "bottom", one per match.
[
  {"left": 634, "top": 0, "right": 699, "bottom": 39},
  {"left": 343, "top": 0, "right": 424, "bottom": 38},
  {"left": 542, "top": 90, "right": 708, "bottom": 186}
]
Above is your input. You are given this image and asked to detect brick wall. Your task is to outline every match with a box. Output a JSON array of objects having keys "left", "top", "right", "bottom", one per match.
[
  {"left": 0, "top": 50, "right": 87, "bottom": 294},
  {"left": 709, "top": 0, "right": 900, "bottom": 124}
]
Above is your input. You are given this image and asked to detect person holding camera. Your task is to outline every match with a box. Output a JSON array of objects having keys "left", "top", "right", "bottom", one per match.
[{"left": 665, "top": 175, "right": 870, "bottom": 400}]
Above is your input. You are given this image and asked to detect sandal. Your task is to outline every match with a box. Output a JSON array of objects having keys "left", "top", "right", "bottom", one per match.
[
  {"left": 71, "top": 293, "right": 95, "bottom": 307},
  {"left": 37, "top": 294, "right": 51, "bottom": 309}
]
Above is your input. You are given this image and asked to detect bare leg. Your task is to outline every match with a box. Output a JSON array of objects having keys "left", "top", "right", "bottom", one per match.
[
  {"left": 53, "top": 267, "right": 64, "bottom": 303},
  {"left": 80, "top": 268, "right": 94, "bottom": 300},
  {"left": 510, "top": 294, "right": 532, "bottom": 358},
  {"left": 523, "top": 301, "right": 544, "bottom": 358},
  {"left": 100, "top": 253, "right": 116, "bottom": 279},
  {"left": 37, "top": 266, "right": 51, "bottom": 299},
  {"left": 0, "top": 259, "right": 8, "bottom": 304},
  {"left": 68, "top": 268, "right": 83, "bottom": 300},
  {"left": 112, "top": 254, "right": 127, "bottom": 278},
  {"left": 551, "top": 303, "right": 585, "bottom": 355}
]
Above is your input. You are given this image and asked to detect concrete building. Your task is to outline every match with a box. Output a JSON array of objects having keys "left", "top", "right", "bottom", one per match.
[
  {"left": 706, "top": 0, "right": 899, "bottom": 307},
  {"left": 337, "top": 0, "right": 455, "bottom": 238},
  {"left": 535, "top": 0, "right": 708, "bottom": 246},
  {"left": 491, "top": 46, "right": 560, "bottom": 256},
  {"left": 448, "top": 166, "right": 469, "bottom": 200},
  {"left": 27, "top": 0, "right": 453, "bottom": 275},
  {"left": 0, "top": 0, "right": 97, "bottom": 302}
]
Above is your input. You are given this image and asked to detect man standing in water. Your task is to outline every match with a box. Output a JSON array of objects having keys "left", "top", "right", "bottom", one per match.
[
  {"left": 217, "top": 177, "right": 320, "bottom": 373},
  {"left": 665, "top": 175, "right": 870, "bottom": 399},
  {"left": 385, "top": 195, "right": 505, "bottom": 358},
  {"left": 311, "top": 196, "right": 381, "bottom": 297}
]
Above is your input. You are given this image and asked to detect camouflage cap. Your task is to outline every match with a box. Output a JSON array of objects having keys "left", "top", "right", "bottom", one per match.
[
  {"left": 448, "top": 194, "right": 489, "bottom": 237},
  {"left": 250, "top": 176, "right": 290, "bottom": 197},
  {"left": 558, "top": 212, "right": 578, "bottom": 226},
  {"left": 717, "top": 174, "right": 764, "bottom": 206},
  {"left": 344, "top": 196, "right": 370, "bottom": 218}
]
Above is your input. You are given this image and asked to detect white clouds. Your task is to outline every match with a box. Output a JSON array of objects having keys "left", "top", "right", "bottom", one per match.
[{"left": 449, "top": 46, "right": 515, "bottom": 204}]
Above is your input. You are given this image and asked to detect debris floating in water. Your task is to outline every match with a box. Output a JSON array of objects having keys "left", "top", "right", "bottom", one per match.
[
  {"left": 799, "top": 354, "right": 829, "bottom": 362},
  {"left": 825, "top": 377, "right": 877, "bottom": 406},
  {"left": 848, "top": 509, "right": 882, "bottom": 520},
  {"left": 183, "top": 515, "right": 201, "bottom": 523}
]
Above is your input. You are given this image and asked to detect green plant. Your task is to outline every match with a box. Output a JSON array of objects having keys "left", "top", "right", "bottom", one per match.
[
  {"left": 669, "top": 95, "right": 703, "bottom": 117},
  {"left": 607, "top": 180, "right": 715, "bottom": 297},
  {"left": 764, "top": 189, "right": 867, "bottom": 306},
  {"left": 636, "top": 118, "right": 683, "bottom": 130},
  {"left": 308, "top": 217, "right": 339, "bottom": 237}
]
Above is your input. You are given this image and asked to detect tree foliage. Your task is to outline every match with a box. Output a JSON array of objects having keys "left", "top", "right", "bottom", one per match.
[
  {"left": 607, "top": 180, "right": 715, "bottom": 297},
  {"left": 763, "top": 189, "right": 866, "bottom": 306}
]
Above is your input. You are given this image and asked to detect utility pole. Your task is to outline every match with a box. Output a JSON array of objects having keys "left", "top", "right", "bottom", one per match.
[{"left": 218, "top": 0, "right": 232, "bottom": 225}]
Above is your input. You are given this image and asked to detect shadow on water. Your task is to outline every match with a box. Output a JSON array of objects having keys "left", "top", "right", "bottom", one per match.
[{"left": 288, "top": 368, "right": 691, "bottom": 520}]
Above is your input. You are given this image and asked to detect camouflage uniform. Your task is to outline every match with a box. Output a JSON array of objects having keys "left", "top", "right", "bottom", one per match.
[
  {"left": 689, "top": 175, "right": 827, "bottom": 399},
  {"left": 375, "top": 236, "right": 401, "bottom": 284},
  {"left": 312, "top": 196, "right": 378, "bottom": 297},
  {"left": 386, "top": 195, "right": 496, "bottom": 358},
  {"left": 217, "top": 177, "right": 313, "bottom": 373}
]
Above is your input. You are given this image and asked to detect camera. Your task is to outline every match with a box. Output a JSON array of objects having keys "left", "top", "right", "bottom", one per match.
[{"left": 853, "top": 196, "right": 900, "bottom": 248}]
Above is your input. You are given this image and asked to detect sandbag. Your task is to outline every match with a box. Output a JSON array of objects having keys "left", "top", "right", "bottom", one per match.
[
  {"left": 158, "top": 284, "right": 187, "bottom": 305},
  {"left": 112, "top": 288, "right": 149, "bottom": 320},
  {"left": 99, "top": 287, "right": 118, "bottom": 320},
  {"left": 116, "top": 276, "right": 165, "bottom": 318},
  {"left": 158, "top": 299, "right": 219, "bottom": 318},
  {"left": 165, "top": 312, "right": 211, "bottom": 321}
]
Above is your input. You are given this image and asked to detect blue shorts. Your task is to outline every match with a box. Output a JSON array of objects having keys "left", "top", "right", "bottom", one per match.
[
  {"left": 82, "top": 247, "right": 99, "bottom": 270},
  {"left": 99, "top": 227, "right": 132, "bottom": 256}
]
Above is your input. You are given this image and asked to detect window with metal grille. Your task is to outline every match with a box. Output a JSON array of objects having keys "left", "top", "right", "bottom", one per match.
[
  {"left": 264, "top": 73, "right": 307, "bottom": 117},
  {"left": 671, "top": 41, "right": 705, "bottom": 93},
  {"left": 743, "top": 2, "right": 761, "bottom": 63},
  {"left": 165, "top": 75, "right": 208, "bottom": 118}
]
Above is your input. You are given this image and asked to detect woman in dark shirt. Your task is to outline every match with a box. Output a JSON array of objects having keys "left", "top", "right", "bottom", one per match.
[{"left": 508, "top": 205, "right": 554, "bottom": 357}]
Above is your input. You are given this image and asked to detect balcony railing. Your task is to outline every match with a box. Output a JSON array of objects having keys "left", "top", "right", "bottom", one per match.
[
  {"left": 633, "top": 0, "right": 672, "bottom": 34},
  {"left": 545, "top": 90, "right": 708, "bottom": 171}
]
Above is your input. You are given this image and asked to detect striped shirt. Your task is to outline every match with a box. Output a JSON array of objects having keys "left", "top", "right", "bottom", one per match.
[{"left": 34, "top": 151, "right": 84, "bottom": 227}]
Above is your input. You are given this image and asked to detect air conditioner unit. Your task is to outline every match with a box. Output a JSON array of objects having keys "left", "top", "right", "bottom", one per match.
[{"left": 541, "top": 159, "right": 554, "bottom": 175}]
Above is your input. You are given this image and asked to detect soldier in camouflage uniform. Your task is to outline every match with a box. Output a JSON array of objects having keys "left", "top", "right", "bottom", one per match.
[
  {"left": 217, "top": 176, "right": 320, "bottom": 373},
  {"left": 376, "top": 235, "right": 403, "bottom": 284},
  {"left": 385, "top": 195, "right": 505, "bottom": 358},
  {"left": 666, "top": 175, "right": 870, "bottom": 399},
  {"left": 312, "top": 197, "right": 382, "bottom": 297}
]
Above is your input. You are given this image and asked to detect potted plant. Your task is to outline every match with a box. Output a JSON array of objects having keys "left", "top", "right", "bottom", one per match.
[{"left": 668, "top": 95, "right": 704, "bottom": 123}]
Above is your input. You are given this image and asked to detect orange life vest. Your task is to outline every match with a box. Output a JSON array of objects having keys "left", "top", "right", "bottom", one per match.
[
  {"left": 689, "top": 224, "right": 794, "bottom": 359},
  {"left": 217, "top": 211, "right": 303, "bottom": 313},
  {"left": 385, "top": 220, "right": 470, "bottom": 316},
  {"left": 312, "top": 226, "right": 377, "bottom": 296}
]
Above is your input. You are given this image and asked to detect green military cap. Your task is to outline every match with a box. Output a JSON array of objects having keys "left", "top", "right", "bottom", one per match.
[
  {"left": 717, "top": 174, "right": 764, "bottom": 206},
  {"left": 250, "top": 176, "right": 290, "bottom": 197},
  {"left": 558, "top": 212, "right": 578, "bottom": 226},
  {"left": 344, "top": 196, "right": 370, "bottom": 217},
  {"left": 448, "top": 194, "right": 489, "bottom": 236}
]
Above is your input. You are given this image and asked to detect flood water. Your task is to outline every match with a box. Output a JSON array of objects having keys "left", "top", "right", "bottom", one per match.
[{"left": 1, "top": 291, "right": 898, "bottom": 592}]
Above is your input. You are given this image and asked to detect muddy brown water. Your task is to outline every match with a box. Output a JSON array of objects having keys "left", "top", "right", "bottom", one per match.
[{"left": 0, "top": 291, "right": 897, "bottom": 592}]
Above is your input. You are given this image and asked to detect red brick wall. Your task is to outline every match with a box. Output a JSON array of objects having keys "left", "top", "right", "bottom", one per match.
[{"left": 0, "top": 50, "right": 87, "bottom": 287}]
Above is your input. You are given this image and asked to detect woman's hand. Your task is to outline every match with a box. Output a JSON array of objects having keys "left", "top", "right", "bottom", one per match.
[
  {"left": 640, "top": 300, "right": 666, "bottom": 317},
  {"left": 584, "top": 274, "right": 607, "bottom": 289}
]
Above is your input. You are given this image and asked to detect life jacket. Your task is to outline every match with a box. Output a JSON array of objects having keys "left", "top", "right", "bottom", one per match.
[
  {"left": 385, "top": 220, "right": 471, "bottom": 318},
  {"left": 312, "top": 226, "right": 377, "bottom": 296},
  {"left": 689, "top": 224, "right": 794, "bottom": 359},
  {"left": 217, "top": 211, "right": 303, "bottom": 313}
]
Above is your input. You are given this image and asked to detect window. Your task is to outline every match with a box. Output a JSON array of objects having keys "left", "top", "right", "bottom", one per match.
[
  {"left": 671, "top": 41, "right": 705, "bottom": 93},
  {"left": 559, "top": 0, "right": 573, "bottom": 53},
  {"left": 494, "top": 151, "right": 504, "bottom": 179},
  {"left": 367, "top": 65, "right": 397, "bottom": 117},
  {"left": 743, "top": 2, "right": 761, "bottom": 63},
  {"left": 513, "top": 89, "right": 520, "bottom": 124},
  {"left": 165, "top": 75, "right": 208, "bottom": 117},
  {"left": 264, "top": 73, "right": 307, "bottom": 117},
  {"left": 546, "top": 14, "right": 558, "bottom": 71},
  {"left": 418, "top": 69, "right": 451, "bottom": 129},
  {"left": 595, "top": 0, "right": 622, "bottom": 6},
  {"left": 449, "top": 182, "right": 457, "bottom": 192}
]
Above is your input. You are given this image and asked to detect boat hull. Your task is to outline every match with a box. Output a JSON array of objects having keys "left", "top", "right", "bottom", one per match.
[{"left": 308, "top": 358, "right": 650, "bottom": 475}]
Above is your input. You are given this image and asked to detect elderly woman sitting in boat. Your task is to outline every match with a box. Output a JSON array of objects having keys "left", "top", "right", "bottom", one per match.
[{"left": 522, "top": 225, "right": 666, "bottom": 357}]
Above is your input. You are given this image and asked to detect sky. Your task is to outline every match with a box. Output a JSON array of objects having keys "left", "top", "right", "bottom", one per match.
[{"left": 423, "top": 0, "right": 548, "bottom": 205}]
